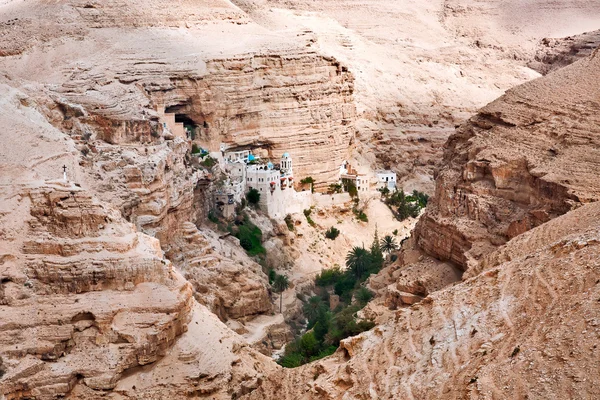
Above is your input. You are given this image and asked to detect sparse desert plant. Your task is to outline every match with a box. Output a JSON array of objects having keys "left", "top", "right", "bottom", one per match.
[{"left": 325, "top": 226, "right": 340, "bottom": 240}]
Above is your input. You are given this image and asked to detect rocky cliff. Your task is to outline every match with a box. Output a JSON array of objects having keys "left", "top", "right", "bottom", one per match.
[
  {"left": 415, "top": 49, "right": 600, "bottom": 276},
  {"left": 0, "top": 182, "right": 194, "bottom": 398}
]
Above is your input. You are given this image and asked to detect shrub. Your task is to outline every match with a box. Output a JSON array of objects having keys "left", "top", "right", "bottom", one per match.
[
  {"left": 201, "top": 156, "right": 216, "bottom": 168},
  {"left": 315, "top": 266, "right": 344, "bottom": 287},
  {"left": 191, "top": 143, "right": 201, "bottom": 154},
  {"left": 355, "top": 287, "right": 373, "bottom": 305},
  {"left": 334, "top": 273, "right": 357, "bottom": 303},
  {"left": 246, "top": 188, "right": 260, "bottom": 205},
  {"left": 328, "top": 183, "right": 342, "bottom": 194},
  {"left": 208, "top": 210, "right": 219, "bottom": 223},
  {"left": 284, "top": 214, "right": 294, "bottom": 231},
  {"left": 234, "top": 221, "right": 265, "bottom": 256},
  {"left": 268, "top": 269, "right": 276, "bottom": 285},
  {"left": 325, "top": 226, "right": 340, "bottom": 240},
  {"left": 301, "top": 177, "right": 315, "bottom": 193},
  {"left": 356, "top": 210, "right": 368, "bottom": 222},
  {"left": 303, "top": 208, "right": 315, "bottom": 227},
  {"left": 278, "top": 352, "right": 304, "bottom": 368}
]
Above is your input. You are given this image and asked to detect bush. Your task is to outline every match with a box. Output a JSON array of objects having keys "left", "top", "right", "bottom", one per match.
[
  {"left": 268, "top": 269, "right": 276, "bottom": 285},
  {"left": 191, "top": 143, "right": 201, "bottom": 154},
  {"left": 201, "top": 156, "right": 216, "bottom": 168},
  {"left": 208, "top": 210, "right": 219, "bottom": 223},
  {"left": 356, "top": 210, "right": 368, "bottom": 222},
  {"left": 246, "top": 188, "right": 260, "bottom": 205},
  {"left": 355, "top": 287, "right": 373, "bottom": 305},
  {"left": 284, "top": 214, "right": 294, "bottom": 231},
  {"left": 303, "top": 208, "right": 315, "bottom": 227},
  {"left": 301, "top": 177, "right": 315, "bottom": 193},
  {"left": 334, "top": 273, "right": 357, "bottom": 303},
  {"left": 328, "top": 183, "right": 342, "bottom": 194},
  {"left": 315, "top": 266, "right": 344, "bottom": 287},
  {"left": 385, "top": 189, "right": 428, "bottom": 221},
  {"left": 234, "top": 220, "right": 265, "bottom": 256},
  {"left": 278, "top": 352, "right": 304, "bottom": 368},
  {"left": 325, "top": 226, "right": 340, "bottom": 240}
]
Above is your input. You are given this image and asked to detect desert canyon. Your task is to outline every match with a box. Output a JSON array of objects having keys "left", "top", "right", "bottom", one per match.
[{"left": 1, "top": 0, "right": 600, "bottom": 399}]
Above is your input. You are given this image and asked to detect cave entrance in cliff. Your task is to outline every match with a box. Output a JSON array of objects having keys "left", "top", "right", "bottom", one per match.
[{"left": 173, "top": 114, "right": 199, "bottom": 140}]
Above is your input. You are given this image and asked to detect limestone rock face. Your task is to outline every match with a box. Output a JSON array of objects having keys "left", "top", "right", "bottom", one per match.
[
  {"left": 0, "top": 182, "right": 194, "bottom": 399},
  {"left": 530, "top": 29, "right": 600, "bottom": 75},
  {"left": 415, "top": 50, "right": 600, "bottom": 275},
  {"left": 165, "top": 222, "right": 272, "bottom": 321},
  {"left": 147, "top": 53, "right": 356, "bottom": 189}
]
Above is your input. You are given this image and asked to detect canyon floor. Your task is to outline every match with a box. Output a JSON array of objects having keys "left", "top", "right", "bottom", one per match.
[{"left": 1, "top": 0, "right": 600, "bottom": 399}]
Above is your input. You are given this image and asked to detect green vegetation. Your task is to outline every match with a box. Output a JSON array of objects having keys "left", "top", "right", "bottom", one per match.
[
  {"left": 355, "top": 287, "right": 373, "bottom": 305},
  {"left": 303, "top": 208, "right": 316, "bottom": 227},
  {"left": 191, "top": 143, "right": 201, "bottom": 154},
  {"left": 207, "top": 210, "right": 219, "bottom": 224},
  {"left": 278, "top": 231, "right": 384, "bottom": 368},
  {"left": 381, "top": 188, "right": 429, "bottom": 221},
  {"left": 268, "top": 269, "right": 277, "bottom": 285},
  {"left": 284, "top": 214, "right": 294, "bottom": 231},
  {"left": 343, "top": 179, "right": 358, "bottom": 198},
  {"left": 355, "top": 210, "right": 368, "bottom": 222},
  {"left": 380, "top": 234, "right": 398, "bottom": 253},
  {"left": 200, "top": 155, "right": 216, "bottom": 168},
  {"left": 230, "top": 214, "right": 265, "bottom": 256},
  {"left": 246, "top": 188, "right": 261, "bottom": 205},
  {"left": 328, "top": 183, "right": 343, "bottom": 194},
  {"left": 351, "top": 197, "right": 368, "bottom": 222},
  {"left": 272, "top": 273, "right": 290, "bottom": 313},
  {"left": 392, "top": 229, "right": 398, "bottom": 236},
  {"left": 301, "top": 176, "right": 315, "bottom": 193},
  {"left": 325, "top": 226, "right": 340, "bottom": 240}
]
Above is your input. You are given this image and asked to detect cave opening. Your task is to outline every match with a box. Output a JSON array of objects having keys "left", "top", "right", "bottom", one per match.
[{"left": 173, "top": 114, "right": 200, "bottom": 140}]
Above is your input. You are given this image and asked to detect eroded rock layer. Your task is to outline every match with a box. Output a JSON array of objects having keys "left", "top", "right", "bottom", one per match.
[
  {"left": 415, "top": 49, "right": 600, "bottom": 275},
  {"left": 0, "top": 183, "right": 193, "bottom": 399}
]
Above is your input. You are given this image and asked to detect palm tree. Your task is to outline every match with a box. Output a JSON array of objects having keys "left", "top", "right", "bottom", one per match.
[
  {"left": 345, "top": 246, "right": 372, "bottom": 280},
  {"left": 273, "top": 274, "right": 290, "bottom": 313},
  {"left": 380, "top": 235, "right": 398, "bottom": 253}
]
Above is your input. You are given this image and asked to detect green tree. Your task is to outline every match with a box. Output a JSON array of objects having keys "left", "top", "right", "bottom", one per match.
[
  {"left": 246, "top": 188, "right": 260, "bottom": 205},
  {"left": 345, "top": 246, "right": 372, "bottom": 280},
  {"left": 313, "top": 308, "right": 331, "bottom": 342},
  {"left": 370, "top": 229, "right": 384, "bottom": 273},
  {"left": 304, "top": 296, "right": 327, "bottom": 326},
  {"left": 273, "top": 274, "right": 290, "bottom": 313},
  {"left": 380, "top": 234, "right": 398, "bottom": 253}
]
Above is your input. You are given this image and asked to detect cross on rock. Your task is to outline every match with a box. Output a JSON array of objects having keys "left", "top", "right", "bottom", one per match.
[{"left": 62, "top": 165, "right": 68, "bottom": 181}]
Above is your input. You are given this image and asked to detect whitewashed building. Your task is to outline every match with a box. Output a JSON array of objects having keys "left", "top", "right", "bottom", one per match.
[{"left": 376, "top": 170, "right": 397, "bottom": 190}]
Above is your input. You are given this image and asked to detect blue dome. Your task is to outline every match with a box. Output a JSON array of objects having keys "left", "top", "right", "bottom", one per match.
[
  {"left": 267, "top": 162, "right": 274, "bottom": 169},
  {"left": 248, "top": 154, "right": 255, "bottom": 161},
  {"left": 282, "top": 152, "right": 290, "bottom": 158}
]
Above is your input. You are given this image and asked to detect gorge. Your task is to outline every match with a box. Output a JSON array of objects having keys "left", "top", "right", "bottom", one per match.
[{"left": 1, "top": 0, "right": 600, "bottom": 399}]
